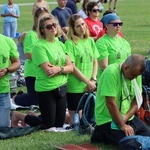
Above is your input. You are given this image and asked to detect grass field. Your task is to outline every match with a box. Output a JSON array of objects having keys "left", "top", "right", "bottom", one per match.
[{"left": 0, "top": 0, "right": 150, "bottom": 150}]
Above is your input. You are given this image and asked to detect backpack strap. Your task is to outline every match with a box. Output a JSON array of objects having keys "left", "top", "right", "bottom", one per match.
[
  {"left": 81, "top": 93, "right": 96, "bottom": 126},
  {"left": 75, "top": 93, "right": 89, "bottom": 113}
]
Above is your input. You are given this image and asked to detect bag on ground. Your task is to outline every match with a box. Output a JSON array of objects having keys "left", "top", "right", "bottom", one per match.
[
  {"left": 73, "top": 92, "right": 96, "bottom": 135},
  {"left": 0, "top": 125, "right": 40, "bottom": 140},
  {"left": 118, "top": 135, "right": 150, "bottom": 150},
  {"left": 142, "top": 59, "right": 150, "bottom": 87}
]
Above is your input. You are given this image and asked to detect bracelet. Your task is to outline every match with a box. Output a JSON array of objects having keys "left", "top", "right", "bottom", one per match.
[
  {"left": 5, "top": 68, "right": 10, "bottom": 75},
  {"left": 59, "top": 66, "right": 64, "bottom": 74},
  {"left": 90, "top": 77, "right": 97, "bottom": 81}
]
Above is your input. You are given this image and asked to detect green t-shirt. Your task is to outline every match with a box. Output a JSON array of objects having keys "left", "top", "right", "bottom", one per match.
[
  {"left": 23, "top": 30, "right": 38, "bottom": 77},
  {"left": 32, "top": 39, "right": 68, "bottom": 92},
  {"left": 95, "top": 63, "right": 142, "bottom": 125},
  {"left": 0, "top": 34, "right": 19, "bottom": 93},
  {"left": 65, "top": 37, "right": 99, "bottom": 93},
  {"left": 96, "top": 34, "right": 131, "bottom": 80}
]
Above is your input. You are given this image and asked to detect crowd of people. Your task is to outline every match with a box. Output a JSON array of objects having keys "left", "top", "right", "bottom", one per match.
[{"left": 0, "top": 0, "right": 150, "bottom": 149}]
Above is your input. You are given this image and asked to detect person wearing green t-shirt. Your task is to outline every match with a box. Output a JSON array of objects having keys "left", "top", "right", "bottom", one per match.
[
  {"left": 96, "top": 14, "right": 131, "bottom": 81},
  {"left": 0, "top": 34, "right": 20, "bottom": 127},
  {"left": 65, "top": 14, "right": 99, "bottom": 128},
  {"left": 11, "top": 14, "right": 73, "bottom": 129},
  {"left": 12, "top": 8, "right": 49, "bottom": 107},
  {"left": 91, "top": 54, "right": 150, "bottom": 146}
]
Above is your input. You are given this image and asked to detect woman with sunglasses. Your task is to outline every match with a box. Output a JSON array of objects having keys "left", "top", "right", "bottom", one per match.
[
  {"left": 65, "top": 14, "right": 99, "bottom": 128},
  {"left": 11, "top": 14, "right": 73, "bottom": 129},
  {"left": 84, "top": 2, "right": 105, "bottom": 41},
  {"left": 96, "top": 13, "right": 131, "bottom": 81}
]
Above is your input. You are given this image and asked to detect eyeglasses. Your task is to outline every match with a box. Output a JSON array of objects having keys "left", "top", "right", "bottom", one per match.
[
  {"left": 91, "top": 9, "right": 100, "bottom": 13},
  {"left": 44, "top": 23, "right": 56, "bottom": 30},
  {"left": 108, "top": 22, "right": 123, "bottom": 27}
]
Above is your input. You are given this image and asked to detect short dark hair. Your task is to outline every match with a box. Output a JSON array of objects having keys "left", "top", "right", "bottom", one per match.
[
  {"left": 86, "top": 2, "right": 98, "bottom": 16},
  {"left": 103, "top": 9, "right": 116, "bottom": 16}
]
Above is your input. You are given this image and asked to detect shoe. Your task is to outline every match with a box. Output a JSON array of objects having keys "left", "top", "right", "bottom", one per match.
[
  {"left": 29, "top": 105, "right": 40, "bottom": 112},
  {"left": 78, "top": 125, "right": 94, "bottom": 135},
  {"left": 65, "top": 124, "right": 75, "bottom": 130}
]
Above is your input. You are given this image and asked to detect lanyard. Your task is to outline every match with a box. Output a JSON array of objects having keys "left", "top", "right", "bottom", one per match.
[{"left": 120, "top": 64, "right": 131, "bottom": 102}]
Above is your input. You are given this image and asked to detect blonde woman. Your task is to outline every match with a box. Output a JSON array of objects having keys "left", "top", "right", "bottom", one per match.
[
  {"left": 11, "top": 14, "right": 73, "bottom": 129},
  {"left": 65, "top": 14, "right": 99, "bottom": 128}
]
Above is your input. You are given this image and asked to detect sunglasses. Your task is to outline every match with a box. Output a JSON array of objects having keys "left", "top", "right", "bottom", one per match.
[
  {"left": 91, "top": 9, "right": 100, "bottom": 13},
  {"left": 108, "top": 22, "right": 123, "bottom": 27},
  {"left": 44, "top": 23, "right": 56, "bottom": 30},
  {"left": 37, "top": 7, "right": 48, "bottom": 12}
]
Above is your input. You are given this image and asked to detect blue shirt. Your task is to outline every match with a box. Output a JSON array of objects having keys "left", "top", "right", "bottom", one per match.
[
  {"left": 51, "top": 7, "right": 72, "bottom": 27},
  {"left": 66, "top": 0, "right": 77, "bottom": 14},
  {"left": 1, "top": 4, "right": 20, "bottom": 23}
]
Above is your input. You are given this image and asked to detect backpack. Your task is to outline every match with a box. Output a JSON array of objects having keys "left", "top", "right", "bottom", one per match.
[
  {"left": 118, "top": 135, "right": 150, "bottom": 150},
  {"left": 142, "top": 59, "right": 150, "bottom": 87},
  {"left": 136, "top": 85, "right": 150, "bottom": 124},
  {"left": 74, "top": 92, "right": 96, "bottom": 135}
]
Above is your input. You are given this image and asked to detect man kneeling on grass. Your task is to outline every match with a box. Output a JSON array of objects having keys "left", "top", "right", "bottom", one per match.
[{"left": 91, "top": 54, "right": 150, "bottom": 146}]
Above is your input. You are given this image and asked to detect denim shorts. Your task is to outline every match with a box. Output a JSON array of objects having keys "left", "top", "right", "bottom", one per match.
[{"left": 0, "top": 93, "right": 11, "bottom": 127}]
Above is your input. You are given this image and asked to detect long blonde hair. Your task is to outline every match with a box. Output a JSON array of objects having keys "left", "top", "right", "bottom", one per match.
[
  {"left": 37, "top": 14, "right": 62, "bottom": 39},
  {"left": 67, "top": 14, "right": 89, "bottom": 44}
]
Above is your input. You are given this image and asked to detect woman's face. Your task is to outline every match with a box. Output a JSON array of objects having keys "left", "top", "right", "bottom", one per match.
[
  {"left": 74, "top": 18, "right": 86, "bottom": 37},
  {"left": 43, "top": 19, "right": 57, "bottom": 37},
  {"left": 89, "top": 6, "right": 100, "bottom": 17},
  {"left": 106, "top": 19, "right": 122, "bottom": 34}
]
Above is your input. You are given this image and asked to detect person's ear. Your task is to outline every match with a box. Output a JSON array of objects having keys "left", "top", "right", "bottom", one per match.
[{"left": 124, "top": 65, "right": 129, "bottom": 71}]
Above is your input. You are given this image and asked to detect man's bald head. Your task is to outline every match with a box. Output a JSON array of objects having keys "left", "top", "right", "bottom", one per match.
[{"left": 122, "top": 54, "right": 146, "bottom": 80}]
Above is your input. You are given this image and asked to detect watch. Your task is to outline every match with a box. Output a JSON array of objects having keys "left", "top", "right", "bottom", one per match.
[
  {"left": 59, "top": 66, "right": 64, "bottom": 74},
  {"left": 90, "top": 77, "right": 97, "bottom": 81},
  {"left": 5, "top": 68, "right": 10, "bottom": 75}
]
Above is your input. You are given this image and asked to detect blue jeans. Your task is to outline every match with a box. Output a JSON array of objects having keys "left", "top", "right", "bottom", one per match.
[
  {"left": 17, "top": 41, "right": 26, "bottom": 65},
  {"left": 3, "top": 22, "right": 17, "bottom": 38},
  {"left": 0, "top": 93, "right": 11, "bottom": 127}
]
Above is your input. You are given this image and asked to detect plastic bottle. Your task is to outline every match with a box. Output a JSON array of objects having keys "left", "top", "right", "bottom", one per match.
[
  {"left": 73, "top": 111, "right": 80, "bottom": 130},
  {"left": 9, "top": 73, "right": 17, "bottom": 89}
]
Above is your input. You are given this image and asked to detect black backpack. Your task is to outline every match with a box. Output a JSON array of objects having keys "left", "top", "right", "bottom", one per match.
[
  {"left": 142, "top": 59, "right": 150, "bottom": 87},
  {"left": 74, "top": 92, "right": 96, "bottom": 135}
]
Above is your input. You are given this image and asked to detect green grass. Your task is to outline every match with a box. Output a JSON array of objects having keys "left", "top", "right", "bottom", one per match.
[{"left": 0, "top": 0, "right": 150, "bottom": 149}]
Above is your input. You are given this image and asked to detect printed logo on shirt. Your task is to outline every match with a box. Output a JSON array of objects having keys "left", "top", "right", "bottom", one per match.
[{"left": 92, "top": 25, "right": 103, "bottom": 35}]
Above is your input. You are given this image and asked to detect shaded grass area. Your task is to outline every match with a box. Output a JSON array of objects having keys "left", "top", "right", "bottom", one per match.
[{"left": 0, "top": 130, "right": 118, "bottom": 150}]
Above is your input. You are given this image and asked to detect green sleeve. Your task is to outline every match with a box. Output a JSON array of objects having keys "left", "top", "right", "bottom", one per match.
[
  {"left": 65, "top": 40, "right": 75, "bottom": 62},
  {"left": 23, "top": 31, "right": 38, "bottom": 53},
  {"left": 96, "top": 37, "right": 109, "bottom": 61},
  {"left": 32, "top": 43, "right": 49, "bottom": 66}
]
